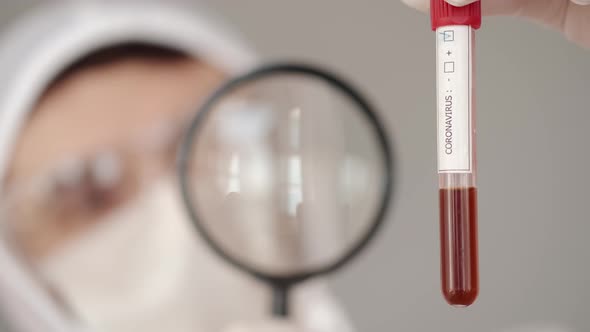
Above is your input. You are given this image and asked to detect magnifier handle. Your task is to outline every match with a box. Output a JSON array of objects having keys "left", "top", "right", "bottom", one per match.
[{"left": 272, "top": 285, "right": 290, "bottom": 317}]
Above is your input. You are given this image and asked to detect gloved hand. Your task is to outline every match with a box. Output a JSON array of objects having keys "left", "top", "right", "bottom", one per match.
[{"left": 401, "top": 0, "right": 590, "bottom": 48}]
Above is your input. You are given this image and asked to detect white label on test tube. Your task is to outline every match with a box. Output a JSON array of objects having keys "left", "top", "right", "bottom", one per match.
[{"left": 436, "top": 25, "right": 472, "bottom": 173}]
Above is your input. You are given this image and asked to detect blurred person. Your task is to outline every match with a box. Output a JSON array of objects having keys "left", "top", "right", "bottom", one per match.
[
  {"left": 0, "top": 2, "right": 354, "bottom": 332},
  {"left": 403, "top": 0, "right": 590, "bottom": 48}
]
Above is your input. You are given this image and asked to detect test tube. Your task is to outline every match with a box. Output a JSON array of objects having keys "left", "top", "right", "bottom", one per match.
[{"left": 431, "top": 0, "right": 481, "bottom": 307}]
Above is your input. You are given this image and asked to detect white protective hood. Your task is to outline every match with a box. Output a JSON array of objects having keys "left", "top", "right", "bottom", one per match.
[{"left": 0, "top": 2, "right": 256, "bottom": 331}]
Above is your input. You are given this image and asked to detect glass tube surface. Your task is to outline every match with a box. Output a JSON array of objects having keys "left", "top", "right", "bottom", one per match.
[{"left": 436, "top": 25, "right": 479, "bottom": 307}]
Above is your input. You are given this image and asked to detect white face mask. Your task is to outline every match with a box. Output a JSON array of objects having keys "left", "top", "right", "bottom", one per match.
[{"left": 38, "top": 176, "right": 268, "bottom": 332}]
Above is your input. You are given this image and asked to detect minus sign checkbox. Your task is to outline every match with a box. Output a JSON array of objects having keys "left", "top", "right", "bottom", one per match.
[{"left": 444, "top": 61, "right": 455, "bottom": 73}]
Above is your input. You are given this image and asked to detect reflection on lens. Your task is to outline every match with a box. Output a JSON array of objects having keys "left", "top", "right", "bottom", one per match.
[{"left": 185, "top": 73, "right": 387, "bottom": 277}]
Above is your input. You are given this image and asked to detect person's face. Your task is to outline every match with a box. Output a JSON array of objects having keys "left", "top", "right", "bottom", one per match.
[{"left": 3, "top": 50, "right": 225, "bottom": 260}]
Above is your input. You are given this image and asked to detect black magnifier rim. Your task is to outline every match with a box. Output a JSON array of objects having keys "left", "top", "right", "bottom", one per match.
[{"left": 178, "top": 62, "right": 394, "bottom": 286}]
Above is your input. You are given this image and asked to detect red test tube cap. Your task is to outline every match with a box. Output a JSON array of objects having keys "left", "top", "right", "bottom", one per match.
[{"left": 430, "top": 0, "right": 481, "bottom": 30}]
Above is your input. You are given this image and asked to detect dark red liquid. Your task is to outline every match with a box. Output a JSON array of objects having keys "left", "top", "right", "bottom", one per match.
[{"left": 439, "top": 187, "right": 479, "bottom": 307}]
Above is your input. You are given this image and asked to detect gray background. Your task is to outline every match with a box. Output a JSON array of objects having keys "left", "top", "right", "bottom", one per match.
[{"left": 1, "top": 1, "right": 590, "bottom": 332}]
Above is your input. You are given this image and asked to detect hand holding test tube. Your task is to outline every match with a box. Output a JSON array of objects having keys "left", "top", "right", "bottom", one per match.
[
  {"left": 404, "top": 0, "right": 590, "bottom": 308},
  {"left": 404, "top": 0, "right": 590, "bottom": 48}
]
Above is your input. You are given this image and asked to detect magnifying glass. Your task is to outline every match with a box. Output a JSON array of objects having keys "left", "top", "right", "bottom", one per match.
[{"left": 178, "top": 63, "right": 394, "bottom": 317}]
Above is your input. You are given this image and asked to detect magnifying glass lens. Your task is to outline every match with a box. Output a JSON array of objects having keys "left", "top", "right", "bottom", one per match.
[{"left": 183, "top": 69, "right": 389, "bottom": 278}]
